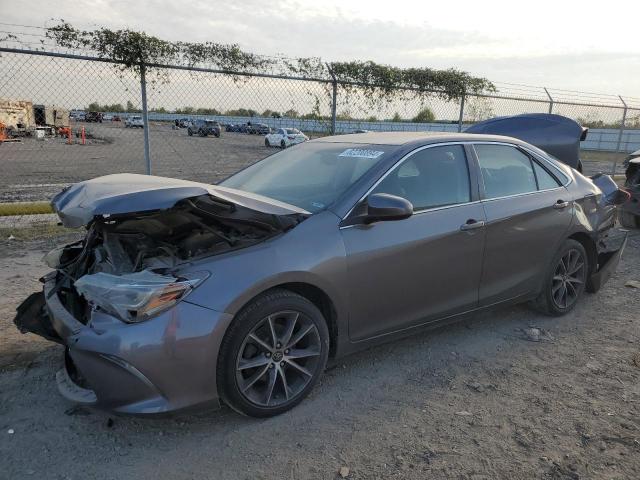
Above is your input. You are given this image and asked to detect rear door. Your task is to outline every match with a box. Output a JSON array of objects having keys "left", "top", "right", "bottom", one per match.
[
  {"left": 473, "top": 143, "right": 573, "bottom": 305},
  {"left": 341, "top": 143, "right": 486, "bottom": 341}
]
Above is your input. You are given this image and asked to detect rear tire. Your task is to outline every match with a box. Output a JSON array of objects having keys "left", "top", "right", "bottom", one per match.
[
  {"left": 265, "top": 138, "right": 270, "bottom": 147},
  {"left": 188, "top": 128, "right": 193, "bottom": 136},
  {"left": 533, "top": 239, "right": 588, "bottom": 316},
  {"left": 280, "top": 140, "right": 286, "bottom": 149},
  {"left": 218, "top": 289, "right": 329, "bottom": 418}
]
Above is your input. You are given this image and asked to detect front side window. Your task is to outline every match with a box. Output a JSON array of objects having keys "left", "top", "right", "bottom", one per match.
[
  {"left": 475, "top": 144, "right": 537, "bottom": 199},
  {"left": 371, "top": 145, "right": 471, "bottom": 211}
]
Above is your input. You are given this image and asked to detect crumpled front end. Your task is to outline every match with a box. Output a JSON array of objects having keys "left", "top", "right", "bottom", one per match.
[
  {"left": 12, "top": 181, "right": 306, "bottom": 414},
  {"left": 15, "top": 271, "right": 233, "bottom": 414}
]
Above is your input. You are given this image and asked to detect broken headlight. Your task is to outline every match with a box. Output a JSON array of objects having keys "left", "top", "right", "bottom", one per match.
[{"left": 74, "top": 270, "right": 209, "bottom": 323}]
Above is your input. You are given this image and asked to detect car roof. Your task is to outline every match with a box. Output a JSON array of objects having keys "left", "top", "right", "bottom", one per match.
[{"left": 311, "top": 131, "right": 529, "bottom": 147}]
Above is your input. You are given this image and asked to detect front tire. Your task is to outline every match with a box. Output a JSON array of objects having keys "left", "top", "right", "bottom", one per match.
[
  {"left": 188, "top": 128, "right": 193, "bottom": 136},
  {"left": 533, "top": 239, "right": 588, "bottom": 316},
  {"left": 265, "top": 138, "right": 270, "bottom": 147},
  {"left": 280, "top": 139, "right": 286, "bottom": 149},
  {"left": 218, "top": 289, "right": 329, "bottom": 417}
]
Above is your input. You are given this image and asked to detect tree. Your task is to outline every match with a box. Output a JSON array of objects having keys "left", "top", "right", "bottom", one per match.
[
  {"left": 412, "top": 107, "right": 435, "bottom": 123},
  {"left": 126, "top": 100, "right": 137, "bottom": 113},
  {"left": 283, "top": 109, "right": 299, "bottom": 118},
  {"left": 391, "top": 112, "right": 402, "bottom": 122}
]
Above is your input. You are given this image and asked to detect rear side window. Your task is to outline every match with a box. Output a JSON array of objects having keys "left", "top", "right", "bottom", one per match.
[
  {"left": 532, "top": 161, "right": 561, "bottom": 190},
  {"left": 372, "top": 145, "right": 471, "bottom": 210},
  {"left": 475, "top": 144, "right": 537, "bottom": 199}
]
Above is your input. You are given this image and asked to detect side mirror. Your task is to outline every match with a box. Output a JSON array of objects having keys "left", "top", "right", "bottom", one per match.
[{"left": 363, "top": 193, "right": 413, "bottom": 224}]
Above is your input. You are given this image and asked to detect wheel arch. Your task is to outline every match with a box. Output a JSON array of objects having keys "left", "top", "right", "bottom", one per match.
[{"left": 567, "top": 231, "right": 597, "bottom": 275}]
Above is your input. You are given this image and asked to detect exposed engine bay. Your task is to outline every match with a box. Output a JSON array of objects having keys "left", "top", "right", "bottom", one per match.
[{"left": 46, "top": 194, "right": 306, "bottom": 323}]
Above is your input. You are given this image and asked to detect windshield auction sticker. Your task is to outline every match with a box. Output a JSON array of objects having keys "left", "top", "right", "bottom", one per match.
[{"left": 338, "top": 149, "right": 384, "bottom": 159}]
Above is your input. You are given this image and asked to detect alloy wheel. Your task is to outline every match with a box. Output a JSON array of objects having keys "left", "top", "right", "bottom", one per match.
[
  {"left": 551, "top": 248, "right": 586, "bottom": 309},
  {"left": 235, "top": 311, "right": 321, "bottom": 407}
]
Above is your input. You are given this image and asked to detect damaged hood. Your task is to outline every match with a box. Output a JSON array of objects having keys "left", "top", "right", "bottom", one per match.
[{"left": 52, "top": 174, "right": 310, "bottom": 227}]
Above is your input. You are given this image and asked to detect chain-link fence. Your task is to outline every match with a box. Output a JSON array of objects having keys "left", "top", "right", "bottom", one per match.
[{"left": 1, "top": 46, "right": 640, "bottom": 224}]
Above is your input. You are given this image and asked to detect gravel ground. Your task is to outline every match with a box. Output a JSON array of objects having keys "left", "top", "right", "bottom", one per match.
[
  {"left": 0, "top": 121, "right": 627, "bottom": 203},
  {"left": 0, "top": 229, "right": 639, "bottom": 479}
]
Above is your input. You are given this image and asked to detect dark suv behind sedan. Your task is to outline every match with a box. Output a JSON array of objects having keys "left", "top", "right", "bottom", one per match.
[{"left": 188, "top": 119, "right": 221, "bottom": 137}]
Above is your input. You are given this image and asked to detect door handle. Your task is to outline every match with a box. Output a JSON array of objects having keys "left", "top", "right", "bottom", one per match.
[
  {"left": 460, "top": 219, "right": 485, "bottom": 231},
  {"left": 553, "top": 200, "right": 570, "bottom": 209}
]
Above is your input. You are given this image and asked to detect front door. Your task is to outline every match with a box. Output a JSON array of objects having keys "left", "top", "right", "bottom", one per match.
[{"left": 341, "top": 144, "right": 486, "bottom": 341}]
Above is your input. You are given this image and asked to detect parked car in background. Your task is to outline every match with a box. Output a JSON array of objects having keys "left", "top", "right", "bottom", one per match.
[
  {"left": 124, "top": 115, "right": 144, "bottom": 128},
  {"left": 112, "top": 115, "right": 121, "bottom": 122},
  {"left": 247, "top": 123, "right": 271, "bottom": 135},
  {"left": 188, "top": 119, "right": 221, "bottom": 137},
  {"left": 620, "top": 149, "right": 640, "bottom": 228},
  {"left": 226, "top": 124, "right": 242, "bottom": 132},
  {"left": 176, "top": 118, "right": 191, "bottom": 128},
  {"left": 14, "top": 132, "right": 628, "bottom": 418},
  {"left": 102, "top": 114, "right": 113, "bottom": 121},
  {"left": 70, "top": 111, "right": 86, "bottom": 122},
  {"left": 85, "top": 111, "right": 103, "bottom": 123},
  {"left": 265, "top": 128, "right": 308, "bottom": 148}
]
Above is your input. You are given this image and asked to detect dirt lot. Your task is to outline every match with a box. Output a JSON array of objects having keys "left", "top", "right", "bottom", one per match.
[
  {"left": 0, "top": 122, "right": 275, "bottom": 203},
  {"left": 0, "top": 121, "right": 628, "bottom": 203},
  {"left": 1, "top": 227, "right": 639, "bottom": 479}
]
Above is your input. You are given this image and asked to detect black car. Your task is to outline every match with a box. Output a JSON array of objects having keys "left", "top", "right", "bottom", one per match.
[
  {"left": 175, "top": 118, "right": 191, "bottom": 128},
  {"left": 226, "top": 124, "right": 242, "bottom": 132},
  {"left": 188, "top": 120, "right": 221, "bottom": 137},
  {"left": 246, "top": 123, "right": 271, "bottom": 135},
  {"left": 85, "top": 111, "right": 103, "bottom": 123},
  {"left": 620, "top": 149, "right": 640, "bottom": 228}
]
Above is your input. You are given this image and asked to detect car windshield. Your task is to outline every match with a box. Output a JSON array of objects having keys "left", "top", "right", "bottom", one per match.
[
  {"left": 285, "top": 129, "right": 300, "bottom": 135},
  {"left": 220, "top": 142, "right": 392, "bottom": 213}
]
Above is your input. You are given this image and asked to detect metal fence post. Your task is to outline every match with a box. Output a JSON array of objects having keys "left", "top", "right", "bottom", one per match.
[
  {"left": 544, "top": 87, "right": 554, "bottom": 114},
  {"left": 327, "top": 65, "right": 338, "bottom": 135},
  {"left": 457, "top": 94, "right": 465, "bottom": 132},
  {"left": 140, "top": 63, "right": 151, "bottom": 175},
  {"left": 612, "top": 95, "right": 628, "bottom": 175}
]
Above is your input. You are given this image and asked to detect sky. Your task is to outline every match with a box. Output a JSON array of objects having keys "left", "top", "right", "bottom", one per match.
[{"left": 2, "top": 0, "right": 640, "bottom": 99}]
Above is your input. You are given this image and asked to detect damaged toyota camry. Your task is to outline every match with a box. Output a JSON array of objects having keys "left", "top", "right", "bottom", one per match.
[{"left": 14, "top": 132, "right": 628, "bottom": 417}]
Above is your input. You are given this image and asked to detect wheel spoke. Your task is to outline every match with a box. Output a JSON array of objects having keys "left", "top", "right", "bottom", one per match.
[
  {"left": 286, "top": 358, "right": 312, "bottom": 377},
  {"left": 552, "top": 281, "right": 564, "bottom": 294},
  {"left": 569, "top": 261, "right": 584, "bottom": 275},
  {"left": 267, "top": 316, "right": 278, "bottom": 348},
  {"left": 280, "top": 312, "right": 299, "bottom": 347},
  {"left": 248, "top": 333, "right": 273, "bottom": 353},
  {"left": 277, "top": 365, "right": 290, "bottom": 400},
  {"left": 240, "top": 364, "right": 270, "bottom": 392},
  {"left": 238, "top": 355, "right": 270, "bottom": 371},
  {"left": 287, "top": 347, "right": 320, "bottom": 359},
  {"left": 264, "top": 367, "right": 277, "bottom": 405},
  {"left": 567, "top": 276, "right": 583, "bottom": 285},
  {"left": 286, "top": 324, "right": 314, "bottom": 349}
]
